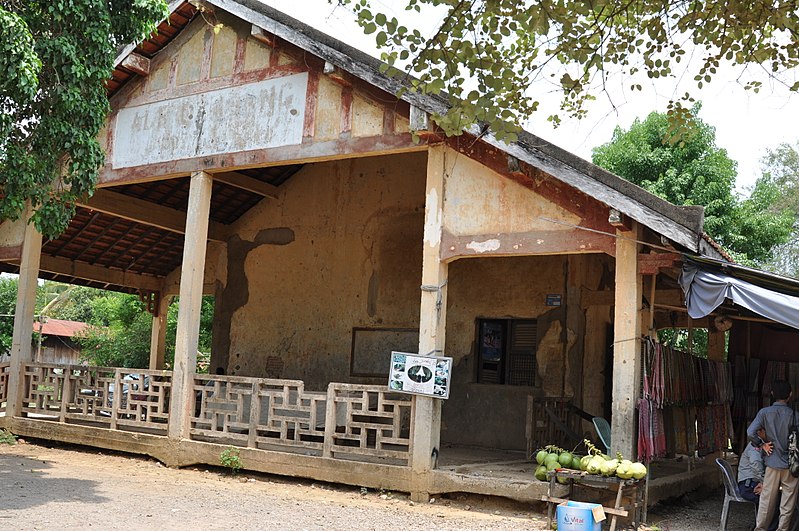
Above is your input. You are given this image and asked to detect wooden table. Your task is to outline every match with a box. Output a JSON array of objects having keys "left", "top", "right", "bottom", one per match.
[{"left": 541, "top": 469, "right": 644, "bottom": 531}]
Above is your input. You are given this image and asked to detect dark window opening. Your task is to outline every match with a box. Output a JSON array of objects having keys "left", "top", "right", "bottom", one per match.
[{"left": 476, "top": 318, "right": 537, "bottom": 386}]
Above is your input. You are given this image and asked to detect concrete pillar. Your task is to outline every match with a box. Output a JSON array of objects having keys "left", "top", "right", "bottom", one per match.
[
  {"left": 611, "top": 223, "right": 642, "bottom": 460},
  {"left": 148, "top": 294, "right": 170, "bottom": 370},
  {"left": 168, "top": 171, "right": 212, "bottom": 440},
  {"left": 6, "top": 217, "right": 43, "bottom": 418},
  {"left": 410, "top": 145, "right": 448, "bottom": 502}
]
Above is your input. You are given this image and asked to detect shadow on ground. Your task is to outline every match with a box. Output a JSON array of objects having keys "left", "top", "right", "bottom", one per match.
[{"left": 0, "top": 450, "right": 108, "bottom": 512}]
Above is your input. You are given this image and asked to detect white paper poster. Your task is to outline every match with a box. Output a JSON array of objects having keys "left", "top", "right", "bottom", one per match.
[{"left": 388, "top": 351, "right": 452, "bottom": 399}]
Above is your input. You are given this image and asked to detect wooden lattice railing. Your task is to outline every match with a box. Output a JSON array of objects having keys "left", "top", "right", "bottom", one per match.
[
  {"left": 0, "top": 362, "right": 9, "bottom": 413},
  {"left": 22, "top": 363, "right": 171, "bottom": 433},
  {"left": 191, "top": 375, "right": 327, "bottom": 451},
  {"left": 323, "top": 384, "right": 413, "bottom": 465},
  {"left": 191, "top": 377, "right": 413, "bottom": 465},
  {"left": 11, "top": 363, "right": 414, "bottom": 466}
]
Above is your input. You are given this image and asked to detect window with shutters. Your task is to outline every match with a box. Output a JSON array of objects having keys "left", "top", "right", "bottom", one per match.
[{"left": 476, "top": 318, "right": 537, "bottom": 386}]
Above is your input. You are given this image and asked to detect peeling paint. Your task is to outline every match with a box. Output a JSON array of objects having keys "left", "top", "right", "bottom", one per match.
[
  {"left": 423, "top": 188, "right": 442, "bottom": 247},
  {"left": 465, "top": 239, "right": 500, "bottom": 253},
  {"left": 113, "top": 73, "right": 308, "bottom": 168}
]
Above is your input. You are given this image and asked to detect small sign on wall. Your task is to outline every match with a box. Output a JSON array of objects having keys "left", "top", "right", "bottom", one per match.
[
  {"left": 546, "top": 294, "right": 563, "bottom": 306},
  {"left": 388, "top": 352, "right": 452, "bottom": 399}
]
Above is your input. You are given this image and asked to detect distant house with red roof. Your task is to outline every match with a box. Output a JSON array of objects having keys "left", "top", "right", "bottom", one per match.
[{"left": 34, "top": 318, "right": 90, "bottom": 365}]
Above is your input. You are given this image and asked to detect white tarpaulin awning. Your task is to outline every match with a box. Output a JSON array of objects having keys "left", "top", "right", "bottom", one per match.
[{"left": 679, "top": 256, "right": 799, "bottom": 330}]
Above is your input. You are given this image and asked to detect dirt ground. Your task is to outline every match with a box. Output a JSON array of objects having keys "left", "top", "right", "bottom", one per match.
[{"left": 0, "top": 438, "right": 750, "bottom": 530}]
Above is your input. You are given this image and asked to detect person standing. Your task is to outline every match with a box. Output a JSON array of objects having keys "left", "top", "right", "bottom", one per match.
[{"left": 747, "top": 380, "right": 798, "bottom": 531}]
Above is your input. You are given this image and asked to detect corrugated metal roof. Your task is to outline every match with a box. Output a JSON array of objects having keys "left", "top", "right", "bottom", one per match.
[{"left": 39, "top": 319, "right": 90, "bottom": 338}]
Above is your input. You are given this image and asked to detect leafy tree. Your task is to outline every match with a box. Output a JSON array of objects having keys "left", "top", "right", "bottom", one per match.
[
  {"left": 70, "top": 291, "right": 215, "bottom": 369},
  {"left": 759, "top": 141, "right": 799, "bottom": 277},
  {"left": 344, "top": 1, "right": 799, "bottom": 141},
  {"left": 40, "top": 285, "right": 103, "bottom": 324},
  {"left": 0, "top": 277, "right": 20, "bottom": 354},
  {"left": 0, "top": 0, "right": 168, "bottom": 239},
  {"left": 592, "top": 106, "right": 793, "bottom": 264},
  {"left": 75, "top": 298, "right": 154, "bottom": 368}
]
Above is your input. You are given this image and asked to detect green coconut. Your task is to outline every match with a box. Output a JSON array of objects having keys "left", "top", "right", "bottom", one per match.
[
  {"left": 601, "top": 458, "right": 619, "bottom": 476},
  {"left": 580, "top": 455, "right": 591, "bottom": 471},
  {"left": 535, "top": 464, "right": 548, "bottom": 481},
  {"left": 587, "top": 456, "right": 605, "bottom": 475},
  {"left": 570, "top": 455, "right": 582, "bottom": 470},
  {"left": 558, "top": 451, "right": 574, "bottom": 467},
  {"left": 536, "top": 450, "right": 548, "bottom": 465},
  {"left": 631, "top": 462, "right": 648, "bottom": 480},
  {"left": 616, "top": 460, "right": 634, "bottom": 480}
]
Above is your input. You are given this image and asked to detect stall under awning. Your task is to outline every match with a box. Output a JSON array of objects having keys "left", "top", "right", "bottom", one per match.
[{"left": 679, "top": 255, "right": 799, "bottom": 331}]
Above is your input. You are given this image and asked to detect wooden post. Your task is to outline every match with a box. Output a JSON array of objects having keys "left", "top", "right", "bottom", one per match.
[
  {"left": 168, "top": 171, "right": 212, "bottom": 440},
  {"left": 708, "top": 329, "right": 725, "bottom": 361},
  {"left": 149, "top": 295, "right": 170, "bottom": 370},
  {"left": 611, "top": 223, "right": 642, "bottom": 459},
  {"left": 6, "top": 216, "right": 42, "bottom": 418},
  {"left": 410, "top": 144, "right": 448, "bottom": 502}
]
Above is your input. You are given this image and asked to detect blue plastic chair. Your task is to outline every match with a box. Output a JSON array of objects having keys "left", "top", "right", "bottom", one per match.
[{"left": 592, "top": 417, "right": 611, "bottom": 454}]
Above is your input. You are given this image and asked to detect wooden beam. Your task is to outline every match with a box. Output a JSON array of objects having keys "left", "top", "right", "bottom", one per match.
[
  {"left": 410, "top": 105, "right": 429, "bottom": 132},
  {"left": 36, "top": 254, "right": 162, "bottom": 291},
  {"left": 120, "top": 52, "right": 150, "bottom": 76},
  {"left": 442, "top": 228, "right": 614, "bottom": 260},
  {"left": 212, "top": 171, "right": 278, "bottom": 199},
  {"left": 6, "top": 216, "right": 42, "bottom": 418},
  {"left": 611, "top": 222, "right": 642, "bottom": 460},
  {"left": 582, "top": 288, "right": 683, "bottom": 307},
  {"left": 409, "top": 144, "right": 447, "bottom": 502},
  {"left": 79, "top": 189, "right": 228, "bottom": 242},
  {"left": 250, "top": 24, "right": 275, "bottom": 46},
  {"left": 169, "top": 170, "right": 213, "bottom": 440},
  {"left": 639, "top": 252, "right": 682, "bottom": 275}
]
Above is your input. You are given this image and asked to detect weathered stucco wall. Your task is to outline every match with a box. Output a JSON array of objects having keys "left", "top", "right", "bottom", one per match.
[
  {"left": 217, "top": 152, "right": 426, "bottom": 389},
  {"left": 440, "top": 253, "right": 612, "bottom": 451},
  {"left": 439, "top": 145, "right": 615, "bottom": 259},
  {"left": 443, "top": 154, "right": 580, "bottom": 237}
]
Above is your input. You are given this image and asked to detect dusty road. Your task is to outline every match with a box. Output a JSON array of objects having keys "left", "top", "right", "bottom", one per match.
[
  {"left": 0, "top": 438, "right": 751, "bottom": 530},
  {"left": 0, "top": 439, "right": 547, "bottom": 530}
]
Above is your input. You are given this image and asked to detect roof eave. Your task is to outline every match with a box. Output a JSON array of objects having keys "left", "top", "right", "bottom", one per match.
[{"left": 112, "top": 0, "right": 708, "bottom": 252}]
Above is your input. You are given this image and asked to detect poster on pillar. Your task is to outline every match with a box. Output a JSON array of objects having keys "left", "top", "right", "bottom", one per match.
[{"left": 388, "top": 352, "right": 452, "bottom": 399}]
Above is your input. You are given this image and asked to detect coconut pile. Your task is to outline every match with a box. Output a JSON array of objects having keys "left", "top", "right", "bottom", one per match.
[{"left": 534, "top": 440, "right": 648, "bottom": 483}]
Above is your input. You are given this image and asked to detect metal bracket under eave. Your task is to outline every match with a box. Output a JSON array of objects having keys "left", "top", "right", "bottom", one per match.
[{"left": 138, "top": 289, "right": 161, "bottom": 317}]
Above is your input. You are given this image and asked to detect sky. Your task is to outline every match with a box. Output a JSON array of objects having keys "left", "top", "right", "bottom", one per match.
[{"left": 263, "top": 0, "right": 799, "bottom": 194}]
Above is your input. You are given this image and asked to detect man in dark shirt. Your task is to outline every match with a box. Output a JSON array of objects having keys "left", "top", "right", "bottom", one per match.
[{"left": 747, "top": 380, "right": 798, "bottom": 531}]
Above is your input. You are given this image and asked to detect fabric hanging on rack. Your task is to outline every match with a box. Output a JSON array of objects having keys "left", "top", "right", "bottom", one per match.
[
  {"left": 643, "top": 342, "right": 732, "bottom": 407},
  {"left": 642, "top": 338, "right": 665, "bottom": 408},
  {"left": 638, "top": 398, "right": 666, "bottom": 463},
  {"left": 697, "top": 404, "right": 731, "bottom": 455},
  {"left": 671, "top": 406, "right": 691, "bottom": 455}
]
